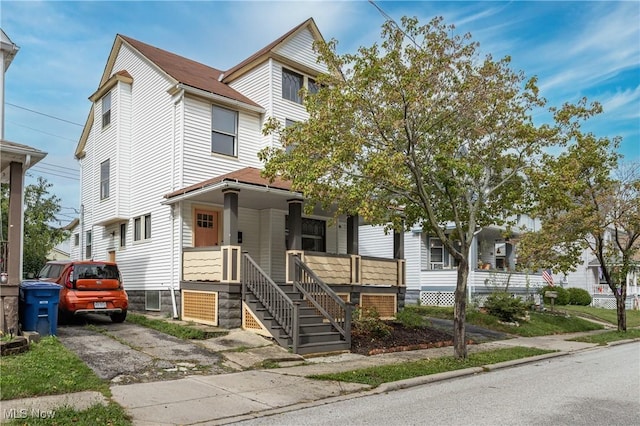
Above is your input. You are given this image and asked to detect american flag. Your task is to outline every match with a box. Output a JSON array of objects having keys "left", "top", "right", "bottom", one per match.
[{"left": 542, "top": 269, "right": 554, "bottom": 286}]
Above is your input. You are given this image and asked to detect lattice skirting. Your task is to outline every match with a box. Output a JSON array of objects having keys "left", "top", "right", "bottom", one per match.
[
  {"left": 181, "top": 290, "right": 218, "bottom": 326},
  {"left": 592, "top": 296, "right": 636, "bottom": 310},
  {"left": 360, "top": 293, "right": 397, "bottom": 319},
  {"left": 242, "top": 303, "right": 273, "bottom": 338},
  {"left": 420, "top": 291, "right": 456, "bottom": 307}
]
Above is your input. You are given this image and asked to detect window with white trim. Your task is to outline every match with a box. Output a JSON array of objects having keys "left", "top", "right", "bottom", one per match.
[
  {"left": 100, "top": 159, "right": 110, "bottom": 199},
  {"left": 134, "top": 214, "right": 151, "bottom": 241},
  {"left": 282, "top": 69, "right": 303, "bottom": 103},
  {"left": 211, "top": 105, "right": 237, "bottom": 156},
  {"left": 85, "top": 230, "right": 92, "bottom": 259},
  {"left": 102, "top": 92, "right": 111, "bottom": 128},
  {"left": 119, "top": 223, "right": 126, "bottom": 247},
  {"left": 284, "top": 119, "right": 298, "bottom": 153}
]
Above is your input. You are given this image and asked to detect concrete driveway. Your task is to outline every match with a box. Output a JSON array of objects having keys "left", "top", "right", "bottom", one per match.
[{"left": 56, "top": 314, "right": 229, "bottom": 384}]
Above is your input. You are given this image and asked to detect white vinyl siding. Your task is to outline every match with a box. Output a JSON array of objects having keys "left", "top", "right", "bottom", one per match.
[
  {"left": 272, "top": 27, "right": 328, "bottom": 74},
  {"left": 182, "top": 96, "right": 262, "bottom": 186}
]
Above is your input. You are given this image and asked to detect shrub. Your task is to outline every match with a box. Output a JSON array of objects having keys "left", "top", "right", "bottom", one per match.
[
  {"left": 395, "top": 308, "right": 430, "bottom": 329},
  {"left": 567, "top": 287, "right": 592, "bottom": 306},
  {"left": 539, "top": 285, "right": 569, "bottom": 306},
  {"left": 352, "top": 307, "right": 392, "bottom": 338},
  {"left": 483, "top": 291, "right": 527, "bottom": 322}
]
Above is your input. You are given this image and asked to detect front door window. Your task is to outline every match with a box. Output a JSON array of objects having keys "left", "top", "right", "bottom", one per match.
[{"left": 194, "top": 209, "right": 219, "bottom": 247}]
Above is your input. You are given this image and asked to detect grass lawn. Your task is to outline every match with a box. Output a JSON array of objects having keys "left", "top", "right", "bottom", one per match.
[
  {"left": 1, "top": 337, "right": 132, "bottom": 424},
  {"left": 4, "top": 403, "right": 131, "bottom": 426},
  {"left": 571, "top": 328, "right": 640, "bottom": 344},
  {"left": 0, "top": 337, "right": 108, "bottom": 401},
  {"left": 125, "top": 313, "right": 228, "bottom": 340},
  {"left": 558, "top": 305, "right": 640, "bottom": 328},
  {"left": 406, "top": 305, "right": 604, "bottom": 336},
  {"left": 309, "top": 346, "right": 553, "bottom": 387}
]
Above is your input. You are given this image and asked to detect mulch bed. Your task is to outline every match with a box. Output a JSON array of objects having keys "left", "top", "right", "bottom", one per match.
[{"left": 351, "top": 322, "right": 461, "bottom": 356}]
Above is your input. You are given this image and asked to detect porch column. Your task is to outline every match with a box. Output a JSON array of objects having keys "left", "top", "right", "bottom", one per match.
[
  {"left": 1, "top": 161, "right": 24, "bottom": 334},
  {"left": 287, "top": 199, "right": 302, "bottom": 251},
  {"left": 347, "top": 215, "right": 359, "bottom": 255},
  {"left": 393, "top": 226, "right": 404, "bottom": 259},
  {"left": 222, "top": 189, "right": 239, "bottom": 245}
]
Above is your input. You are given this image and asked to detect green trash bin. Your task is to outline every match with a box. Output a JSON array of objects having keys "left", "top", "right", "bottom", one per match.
[{"left": 19, "top": 281, "right": 62, "bottom": 336}]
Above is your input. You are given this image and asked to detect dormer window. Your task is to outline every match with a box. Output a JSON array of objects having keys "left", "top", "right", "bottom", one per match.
[{"left": 102, "top": 92, "right": 112, "bottom": 128}]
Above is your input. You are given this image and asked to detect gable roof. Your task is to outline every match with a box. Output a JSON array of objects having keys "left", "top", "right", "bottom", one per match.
[
  {"left": 118, "top": 34, "right": 260, "bottom": 108},
  {"left": 221, "top": 18, "right": 325, "bottom": 83},
  {"left": 164, "top": 167, "right": 293, "bottom": 200}
]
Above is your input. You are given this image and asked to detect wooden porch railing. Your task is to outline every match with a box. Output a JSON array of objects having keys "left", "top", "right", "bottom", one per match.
[
  {"left": 292, "top": 255, "right": 352, "bottom": 345},
  {"left": 242, "top": 253, "right": 300, "bottom": 353},
  {"left": 286, "top": 250, "right": 404, "bottom": 286}
]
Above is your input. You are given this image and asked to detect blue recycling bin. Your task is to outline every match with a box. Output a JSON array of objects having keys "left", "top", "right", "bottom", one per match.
[{"left": 19, "top": 281, "right": 62, "bottom": 336}]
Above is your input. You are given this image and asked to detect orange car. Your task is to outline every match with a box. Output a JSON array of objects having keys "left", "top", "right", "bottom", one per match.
[{"left": 38, "top": 260, "right": 128, "bottom": 323}]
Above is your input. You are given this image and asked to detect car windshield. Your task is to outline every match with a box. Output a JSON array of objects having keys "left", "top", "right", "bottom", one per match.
[
  {"left": 38, "top": 263, "right": 65, "bottom": 279},
  {"left": 75, "top": 264, "right": 119, "bottom": 280}
]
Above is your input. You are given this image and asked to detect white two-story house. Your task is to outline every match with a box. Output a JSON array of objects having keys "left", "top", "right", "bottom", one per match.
[{"left": 72, "top": 19, "right": 405, "bottom": 353}]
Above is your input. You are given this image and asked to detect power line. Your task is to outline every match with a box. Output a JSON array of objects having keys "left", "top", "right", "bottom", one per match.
[
  {"left": 40, "top": 161, "right": 80, "bottom": 172},
  {"left": 27, "top": 169, "right": 80, "bottom": 182},
  {"left": 368, "top": 0, "right": 419, "bottom": 47},
  {"left": 6, "top": 102, "right": 84, "bottom": 127},
  {"left": 6, "top": 120, "right": 80, "bottom": 143}
]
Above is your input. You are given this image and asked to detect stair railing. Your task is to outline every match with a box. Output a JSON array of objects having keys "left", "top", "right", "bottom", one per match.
[
  {"left": 292, "top": 255, "right": 352, "bottom": 345},
  {"left": 242, "top": 253, "right": 299, "bottom": 353}
]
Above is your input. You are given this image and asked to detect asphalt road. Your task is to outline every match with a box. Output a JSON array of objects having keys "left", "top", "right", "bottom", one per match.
[
  {"left": 236, "top": 343, "right": 640, "bottom": 425},
  {"left": 56, "top": 314, "right": 226, "bottom": 384}
]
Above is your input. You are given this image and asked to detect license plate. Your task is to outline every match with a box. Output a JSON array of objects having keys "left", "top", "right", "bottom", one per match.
[{"left": 94, "top": 302, "right": 107, "bottom": 309}]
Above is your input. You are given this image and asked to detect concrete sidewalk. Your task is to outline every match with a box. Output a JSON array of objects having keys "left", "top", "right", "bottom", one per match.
[{"left": 3, "top": 329, "right": 636, "bottom": 425}]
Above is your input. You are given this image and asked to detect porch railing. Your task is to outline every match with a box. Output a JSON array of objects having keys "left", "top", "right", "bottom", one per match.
[
  {"left": 292, "top": 255, "right": 352, "bottom": 345},
  {"left": 242, "top": 253, "right": 299, "bottom": 353}
]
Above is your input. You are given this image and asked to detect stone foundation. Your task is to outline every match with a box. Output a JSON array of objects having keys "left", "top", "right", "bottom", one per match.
[{"left": 126, "top": 290, "right": 181, "bottom": 317}]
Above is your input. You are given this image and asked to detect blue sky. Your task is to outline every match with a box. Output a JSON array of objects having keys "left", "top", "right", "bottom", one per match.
[{"left": 2, "top": 1, "right": 639, "bottom": 225}]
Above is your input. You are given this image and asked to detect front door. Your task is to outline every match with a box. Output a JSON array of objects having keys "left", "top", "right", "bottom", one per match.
[
  {"left": 194, "top": 209, "right": 219, "bottom": 247},
  {"left": 108, "top": 250, "right": 116, "bottom": 263}
]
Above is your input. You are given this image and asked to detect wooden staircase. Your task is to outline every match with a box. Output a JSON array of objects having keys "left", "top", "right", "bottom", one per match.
[{"left": 242, "top": 254, "right": 351, "bottom": 355}]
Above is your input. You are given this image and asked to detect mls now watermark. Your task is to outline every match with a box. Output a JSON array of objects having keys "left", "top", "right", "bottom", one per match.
[{"left": 3, "top": 408, "right": 56, "bottom": 420}]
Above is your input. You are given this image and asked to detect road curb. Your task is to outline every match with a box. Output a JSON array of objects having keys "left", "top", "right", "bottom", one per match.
[{"left": 375, "top": 367, "right": 484, "bottom": 393}]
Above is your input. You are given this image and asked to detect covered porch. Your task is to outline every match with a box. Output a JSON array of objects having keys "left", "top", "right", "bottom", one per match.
[{"left": 163, "top": 167, "right": 405, "bottom": 331}]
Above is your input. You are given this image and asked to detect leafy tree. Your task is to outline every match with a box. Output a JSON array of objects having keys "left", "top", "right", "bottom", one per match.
[
  {"left": 260, "top": 16, "right": 599, "bottom": 358},
  {"left": 1, "top": 176, "right": 68, "bottom": 278},
  {"left": 519, "top": 132, "right": 640, "bottom": 331}
]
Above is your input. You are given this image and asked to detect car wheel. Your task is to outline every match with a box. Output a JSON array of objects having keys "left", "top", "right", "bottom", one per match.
[{"left": 110, "top": 310, "right": 127, "bottom": 323}]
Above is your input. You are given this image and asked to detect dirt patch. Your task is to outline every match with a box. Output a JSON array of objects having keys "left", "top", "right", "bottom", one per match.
[{"left": 351, "top": 322, "right": 457, "bottom": 356}]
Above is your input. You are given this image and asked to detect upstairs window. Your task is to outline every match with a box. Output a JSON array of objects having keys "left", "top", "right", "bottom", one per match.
[
  {"left": 211, "top": 105, "right": 237, "bottom": 156},
  {"left": 284, "top": 119, "right": 298, "bottom": 153},
  {"left": 100, "top": 159, "right": 110, "bottom": 200},
  {"left": 282, "top": 69, "right": 303, "bottom": 103},
  {"left": 134, "top": 214, "right": 152, "bottom": 241},
  {"left": 102, "top": 92, "right": 111, "bottom": 128},
  {"left": 85, "top": 230, "right": 92, "bottom": 259},
  {"left": 74, "top": 233, "right": 79, "bottom": 246},
  {"left": 308, "top": 78, "right": 319, "bottom": 95},
  {"left": 119, "top": 223, "right": 126, "bottom": 248}
]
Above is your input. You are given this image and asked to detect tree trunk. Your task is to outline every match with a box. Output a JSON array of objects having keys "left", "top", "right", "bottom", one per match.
[
  {"left": 453, "top": 259, "right": 469, "bottom": 359},
  {"left": 616, "top": 285, "right": 627, "bottom": 332}
]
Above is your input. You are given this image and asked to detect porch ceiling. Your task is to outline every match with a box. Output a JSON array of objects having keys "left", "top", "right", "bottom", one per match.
[{"left": 163, "top": 180, "right": 304, "bottom": 210}]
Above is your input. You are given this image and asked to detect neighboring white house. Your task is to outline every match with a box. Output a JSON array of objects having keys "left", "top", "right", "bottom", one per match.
[
  {"left": 360, "top": 215, "right": 545, "bottom": 305},
  {"left": 73, "top": 19, "right": 404, "bottom": 332}
]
